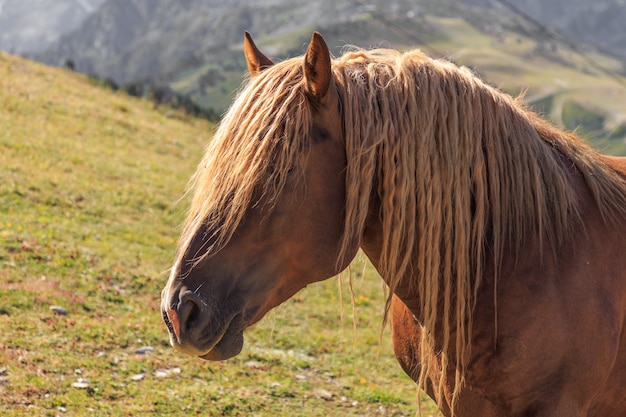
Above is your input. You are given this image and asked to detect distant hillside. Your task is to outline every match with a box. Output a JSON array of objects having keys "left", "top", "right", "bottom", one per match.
[
  {"left": 166, "top": 3, "right": 626, "bottom": 154},
  {"left": 0, "top": 51, "right": 424, "bottom": 416},
  {"left": 0, "top": 0, "right": 107, "bottom": 54},
  {"left": 466, "top": 0, "right": 626, "bottom": 60},
  {"left": 0, "top": 49, "right": 213, "bottom": 281},
  {"left": 35, "top": 0, "right": 355, "bottom": 84},
  {"left": 32, "top": 0, "right": 626, "bottom": 84},
  {"left": 24, "top": 0, "right": 626, "bottom": 154}
]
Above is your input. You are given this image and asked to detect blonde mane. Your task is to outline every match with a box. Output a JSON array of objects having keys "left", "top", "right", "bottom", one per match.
[
  {"left": 179, "top": 59, "right": 312, "bottom": 263},
  {"left": 333, "top": 48, "right": 626, "bottom": 406},
  {"left": 179, "top": 47, "right": 626, "bottom": 409}
]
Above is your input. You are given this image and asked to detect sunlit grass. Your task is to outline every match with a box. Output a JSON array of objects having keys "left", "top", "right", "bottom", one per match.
[{"left": 0, "top": 52, "right": 436, "bottom": 416}]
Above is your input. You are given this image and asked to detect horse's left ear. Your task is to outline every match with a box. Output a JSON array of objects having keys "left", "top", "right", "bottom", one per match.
[
  {"left": 303, "top": 32, "right": 332, "bottom": 104},
  {"left": 243, "top": 31, "right": 274, "bottom": 76}
]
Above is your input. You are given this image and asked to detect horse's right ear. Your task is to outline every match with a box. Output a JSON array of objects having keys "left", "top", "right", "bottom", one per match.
[
  {"left": 243, "top": 31, "right": 274, "bottom": 76},
  {"left": 303, "top": 32, "right": 332, "bottom": 104}
]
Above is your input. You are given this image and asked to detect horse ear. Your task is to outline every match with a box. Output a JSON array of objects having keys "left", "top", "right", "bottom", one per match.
[
  {"left": 303, "top": 32, "right": 332, "bottom": 103},
  {"left": 243, "top": 31, "right": 274, "bottom": 76}
]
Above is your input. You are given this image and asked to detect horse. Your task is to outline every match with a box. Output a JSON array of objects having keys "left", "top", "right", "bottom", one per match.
[{"left": 161, "top": 31, "right": 626, "bottom": 416}]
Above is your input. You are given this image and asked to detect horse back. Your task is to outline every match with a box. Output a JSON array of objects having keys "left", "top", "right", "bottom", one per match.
[{"left": 602, "top": 155, "right": 626, "bottom": 177}]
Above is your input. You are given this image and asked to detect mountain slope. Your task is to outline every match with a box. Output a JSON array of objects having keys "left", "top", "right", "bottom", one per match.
[
  {"left": 36, "top": 0, "right": 350, "bottom": 84},
  {"left": 0, "top": 0, "right": 107, "bottom": 54},
  {"left": 168, "top": 7, "right": 626, "bottom": 154},
  {"left": 28, "top": 0, "right": 626, "bottom": 154},
  {"left": 33, "top": 0, "right": 626, "bottom": 84},
  {"left": 0, "top": 51, "right": 212, "bottom": 276},
  {"left": 0, "top": 51, "right": 423, "bottom": 417},
  {"left": 466, "top": 0, "right": 626, "bottom": 59}
]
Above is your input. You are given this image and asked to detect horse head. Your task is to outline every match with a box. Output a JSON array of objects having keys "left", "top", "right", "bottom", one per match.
[{"left": 161, "top": 33, "right": 358, "bottom": 360}]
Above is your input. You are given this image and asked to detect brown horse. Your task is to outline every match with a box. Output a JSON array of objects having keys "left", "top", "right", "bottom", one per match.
[{"left": 161, "top": 32, "right": 626, "bottom": 416}]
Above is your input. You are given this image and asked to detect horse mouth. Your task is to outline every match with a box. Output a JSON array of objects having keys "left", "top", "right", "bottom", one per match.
[
  {"left": 162, "top": 308, "right": 248, "bottom": 361},
  {"left": 195, "top": 311, "right": 247, "bottom": 361},
  {"left": 198, "top": 323, "right": 245, "bottom": 361}
]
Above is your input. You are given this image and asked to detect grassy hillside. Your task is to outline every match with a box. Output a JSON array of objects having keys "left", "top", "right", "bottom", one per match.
[
  {"left": 437, "top": 18, "right": 626, "bottom": 154},
  {"left": 0, "top": 53, "right": 427, "bottom": 416}
]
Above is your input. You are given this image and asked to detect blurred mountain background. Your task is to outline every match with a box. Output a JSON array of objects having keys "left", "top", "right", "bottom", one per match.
[
  {"left": 2, "top": 0, "right": 626, "bottom": 152},
  {"left": 0, "top": 0, "right": 107, "bottom": 53}
]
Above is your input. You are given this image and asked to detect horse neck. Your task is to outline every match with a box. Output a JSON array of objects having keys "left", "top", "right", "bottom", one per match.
[{"left": 359, "top": 187, "right": 422, "bottom": 312}]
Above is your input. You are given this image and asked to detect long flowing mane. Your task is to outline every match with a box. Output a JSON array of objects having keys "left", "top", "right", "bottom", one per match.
[
  {"left": 332, "top": 48, "right": 626, "bottom": 405},
  {"left": 179, "top": 47, "right": 626, "bottom": 406}
]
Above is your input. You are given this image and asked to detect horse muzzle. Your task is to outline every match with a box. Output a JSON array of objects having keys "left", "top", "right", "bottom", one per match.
[{"left": 161, "top": 289, "right": 246, "bottom": 360}]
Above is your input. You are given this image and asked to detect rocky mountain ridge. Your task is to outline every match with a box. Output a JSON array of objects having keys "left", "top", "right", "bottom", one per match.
[{"left": 24, "top": 0, "right": 626, "bottom": 85}]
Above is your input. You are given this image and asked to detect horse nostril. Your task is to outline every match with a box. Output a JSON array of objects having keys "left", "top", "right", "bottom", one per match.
[
  {"left": 185, "top": 300, "right": 201, "bottom": 328},
  {"left": 177, "top": 291, "right": 205, "bottom": 334}
]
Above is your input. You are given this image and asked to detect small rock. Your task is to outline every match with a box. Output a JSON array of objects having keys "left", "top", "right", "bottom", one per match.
[
  {"left": 134, "top": 346, "right": 154, "bottom": 355},
  {"left": 130, "top": 373, "right": 144, "bottom": 382},
  {"left": 57, "top": 406, "right": 67, "bottom": 413},
  {"left": 50, "top": 306, "right": 67, "bottom": 315},
  {"left": 295, "top": 374, "right": 307, "bottom": 381},
  {"left": 315, "top": 389, "right": 333, "bottom": 400},
  {"left": 154, "top": 367, "right": 181, "bottom": 378},
  {"left": 245, "top": 360, "right": 263, "bottom": 369},
  {"left": 72, "top": 378, "right": 90, "bottom": 389},
  {"left": 153, "top": 370, "right": 168, "bottom": 378}
]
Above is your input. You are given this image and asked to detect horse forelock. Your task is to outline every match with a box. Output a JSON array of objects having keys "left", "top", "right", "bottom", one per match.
[
  {"left": 178, "top": 58, "right": 312, "bottom": 265},
  {"left": 331, "top": 47, "right": 626, "bottom": 408}
]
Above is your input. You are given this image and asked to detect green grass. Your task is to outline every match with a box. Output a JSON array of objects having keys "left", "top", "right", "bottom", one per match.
[{"left": 0, "top": 52, "right": 434, "bottom": 416}]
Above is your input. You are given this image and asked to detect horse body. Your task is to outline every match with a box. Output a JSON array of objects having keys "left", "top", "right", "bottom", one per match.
[
  {"left": 362, "top": 148, "right": 626, "bottom": 416},
  {"left": 161, "top": 32, "right": 626, "bottom": 416},
  {"left": 389, "top": 157, "right": 626, "bottom": 416}
]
